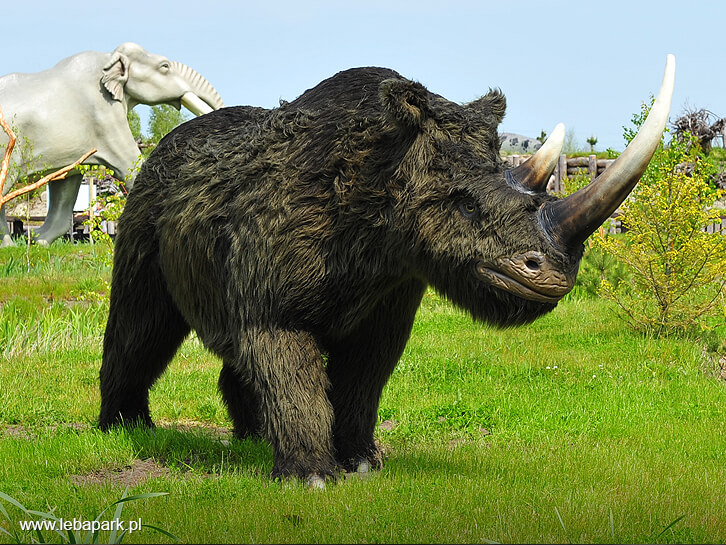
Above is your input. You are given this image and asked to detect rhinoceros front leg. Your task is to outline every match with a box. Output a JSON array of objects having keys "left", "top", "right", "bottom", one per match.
[
  {"left": 35, "top": 174, "right": 83, "bottom": 246},
  {"left": 325, "top": 278, "right": 426, "bottom": 474},
  {"left": 237, "top": 329, "right": 337, "bottom": 483}
]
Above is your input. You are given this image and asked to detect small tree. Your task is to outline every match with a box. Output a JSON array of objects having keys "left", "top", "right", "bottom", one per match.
[
  {"left": 148, "top": 105, "right": 190, "bottom": 145},
  {"left": 127, "top": 109, "right": 143, "bottom": 141},
  {"left": 586, "top": 135, "right": 598, "bottom": 153},
  {"left": 127, "top": 105, "right": 190, "bottom": 158},
  {"left": 595, "top": 100, "right": 726, "bottom": 335},
  {"left": 563, "top": 128, "right": 583, "bottom": 155}
]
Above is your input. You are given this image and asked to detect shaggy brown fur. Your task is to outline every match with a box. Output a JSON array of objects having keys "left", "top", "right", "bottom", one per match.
[{"left": 99, "top": 67, "right": 582, "bottom": 481}]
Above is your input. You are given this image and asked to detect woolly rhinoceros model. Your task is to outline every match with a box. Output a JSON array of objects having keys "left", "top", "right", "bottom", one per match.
[{"left": 99, "top": 56, "right": 675, "bottom": 485}]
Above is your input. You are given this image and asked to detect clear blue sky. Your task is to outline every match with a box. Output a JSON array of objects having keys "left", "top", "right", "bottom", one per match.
[{"left": 4, "top": 0, "right": 723, "bottom": 152}]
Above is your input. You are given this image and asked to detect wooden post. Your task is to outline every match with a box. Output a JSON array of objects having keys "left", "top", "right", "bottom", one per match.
[
  {"left": 557, "top": 154, "right": 567, "bottom": 194},
  {"left": 588, "top": 154, "right": 597, "bottom": 181},
  {"left": 88, "top": 175, "right": 95, "bottom": 245}
]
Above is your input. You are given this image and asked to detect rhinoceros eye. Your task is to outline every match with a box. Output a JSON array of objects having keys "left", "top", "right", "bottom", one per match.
[{"left": 458, "top": 199, "right": 478, "bottom": 219}]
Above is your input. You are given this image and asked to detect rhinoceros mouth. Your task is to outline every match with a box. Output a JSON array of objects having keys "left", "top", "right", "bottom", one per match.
[{"left": 475, "top": 253, "right": 575, "bottom": 304}]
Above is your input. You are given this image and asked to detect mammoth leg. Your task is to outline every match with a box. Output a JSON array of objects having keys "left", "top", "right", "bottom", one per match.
[
  {"left": 99, "top": 244, "right": 191, "bottom": 429},
  {"left": 35, "top": 174, "right": 83, "bottom": 245},
  {"left": 0, "top": 205, "right": 14, "bottom": 247},
  {"left": 238, "top": 329, "right": 336, "bottom": 482},
  {"left": 326, "top": 278, "right": 426, "bottom": 472},
  {"left": 218, "top": 362, "right": 262, "bottom": 439}
]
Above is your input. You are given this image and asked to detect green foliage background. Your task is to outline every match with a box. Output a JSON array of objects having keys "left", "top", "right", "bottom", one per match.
[
  {"left": 127, "top": 105, "right": 190, "bottom": 157},
  {"left": 595, "top": 101, "right": 726, "bottom": 335}
]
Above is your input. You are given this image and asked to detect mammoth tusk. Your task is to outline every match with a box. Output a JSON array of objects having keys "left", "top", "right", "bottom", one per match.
[
  {"left": 539, "top": 54, "right": 676, "bottom": 250},
  {"left": 171, "top": 61, "right": 225, "bottom": 110},
  {"left": 506, "top": 123, "right": 565, "bottom": 194},
  {"left": 181, "top": 92, "right": 214, "bottom": 116}
]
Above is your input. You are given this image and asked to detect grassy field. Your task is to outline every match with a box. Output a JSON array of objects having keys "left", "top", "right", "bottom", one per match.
[{"left": 1, "top": 241, "right": 726, "bottom": 543}]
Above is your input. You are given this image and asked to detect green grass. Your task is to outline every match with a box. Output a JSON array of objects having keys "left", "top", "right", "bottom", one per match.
[{"left": 1, "top": 242, "right": 726, "bottom": 543}]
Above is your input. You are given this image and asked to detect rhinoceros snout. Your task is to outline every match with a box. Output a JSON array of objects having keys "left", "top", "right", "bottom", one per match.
[{"left": 476, "top": 251, "right": 576, "bottom": 304}]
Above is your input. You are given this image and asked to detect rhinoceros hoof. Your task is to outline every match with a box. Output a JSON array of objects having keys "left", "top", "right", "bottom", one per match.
[
  {"left": 307, "top": 474, "right": 327, "bottom": 489},
  {"left": 342, "top": 457, "right": 375, "bottom": 481}
]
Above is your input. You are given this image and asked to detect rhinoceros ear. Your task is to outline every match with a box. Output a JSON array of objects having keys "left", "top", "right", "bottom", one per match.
[
  {"left": 101, "top": 50, "right": 130, "bottom": 102},
  {"left": 379, "top": 78, "right": 430, "bottom": 128},
  {"left": 466, "top": 88, "right": 507, "bottom": 126}
]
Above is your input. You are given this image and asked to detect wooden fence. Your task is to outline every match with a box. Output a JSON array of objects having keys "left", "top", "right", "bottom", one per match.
[
  {"left": 505, "top": 153, "right": 615, "bottom": 194},
  {"left": 504, "top": 153, "right": 726, "bottom": 235},
  {"left": 4, "top": 213, "right": 116, "bottom": 242},
  {"left": 4, "top": 154, "right": 726, "bottom": 238}
]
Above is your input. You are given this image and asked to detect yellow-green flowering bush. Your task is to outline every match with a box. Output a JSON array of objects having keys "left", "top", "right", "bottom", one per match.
[{"left": 595, "top": 103, "right": 726, "bottom": 335}]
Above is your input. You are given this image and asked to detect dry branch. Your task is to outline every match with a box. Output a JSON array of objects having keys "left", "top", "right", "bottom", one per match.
[
  {"left": 671, "top": 107, "right": 726, "bottom": 152},
  {"left": 0, "top": 105, "right": 16, "bottom": 198},
  {"left": 0, "top": 105, "right": 96, "bottom": 208}
]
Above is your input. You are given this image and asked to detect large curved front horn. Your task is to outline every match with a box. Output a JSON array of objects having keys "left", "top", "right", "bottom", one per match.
[
  {"left": 539, "top": 54, "right": 676, "bottom": 250},
  {"left": 506, "top": 123, "right": 565, "bottom": 194}
]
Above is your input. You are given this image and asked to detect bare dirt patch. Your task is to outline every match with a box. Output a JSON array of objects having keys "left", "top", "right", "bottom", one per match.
[
  {"left": 378, "top": 419, "right": 398, "bottom": 432},
  {"left": 3, "top": 425, "right": 34, "bottom": 440},
  {"left": 2, "top": 422, "right": 91, "bottom": 440},
  {"left": 717, "top": 354, "right": 726, "bottom": 381},
  {"left": 70, "top": 458, "right": 171, "bottom": 487}
]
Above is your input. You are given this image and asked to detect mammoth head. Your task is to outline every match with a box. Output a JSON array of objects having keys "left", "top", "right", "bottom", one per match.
[
  {"left": 373, "top": 56, "right": 675, "bottom": 323},
  {"left": 101, "top": 42, "right": 224, "bottom": 115}
]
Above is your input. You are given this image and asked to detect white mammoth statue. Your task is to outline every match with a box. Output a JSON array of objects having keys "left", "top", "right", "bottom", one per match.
[{"left": 0, "top": 42, "right": 224, "bottom": 246}]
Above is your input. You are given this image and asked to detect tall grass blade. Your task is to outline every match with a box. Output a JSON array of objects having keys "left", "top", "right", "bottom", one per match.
[
  {"left": 107, "top": 487, "right": 128, "bottom": 545},
  {"left": 0, "top": 491, "right": 36, "bottom": 544},
  {"left": 655, "top": 514, "right": 687, "bottom": 540},
  {"left": 0, "top": 497, "right": 13, "bottom": 523},
  {"left": 554, "top": 506, "right": 571, "bottom": 544},
  {"left": 0, "top": 526, "right": 16, "bottom": 541},
  {"left": 0, "top": 498, "right": 23, "bottom": 543},
  {"left": 0, "top": 491, "right": 30, "bottom": 513},
  {"left": 108, "top": 492, "right": 170, "bottom": 504},
  {"left": 138, "top": 523, "right": 180, "bottom": 542},
  {"left": 24, "top": 507, "right": 68, "bottom": 544},
  {"left": 105, "top": 490, "right": 169, "bottom": 544}
]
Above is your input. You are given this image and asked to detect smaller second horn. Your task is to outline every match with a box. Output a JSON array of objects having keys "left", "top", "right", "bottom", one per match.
[{"left": 506, "top": 123, "right": 565, "bottom": 194}]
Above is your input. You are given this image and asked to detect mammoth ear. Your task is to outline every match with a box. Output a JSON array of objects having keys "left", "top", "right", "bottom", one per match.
[
  {"left": 101, "top": 51, "right": 130, "bottom": 102},
  {"left": 466, "top": 88, "right": 507, "bottom": 126},
  {"left": 379, "top": 78, "right": 430, "bottom": 128}
]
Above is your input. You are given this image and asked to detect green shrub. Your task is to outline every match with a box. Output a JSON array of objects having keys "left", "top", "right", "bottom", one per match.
[
  {"left": 569, "top": 232, "right": 631, "bottom": 299},
  {"left": 594, "top": 102, "right": 726, "bottom": 335}
]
